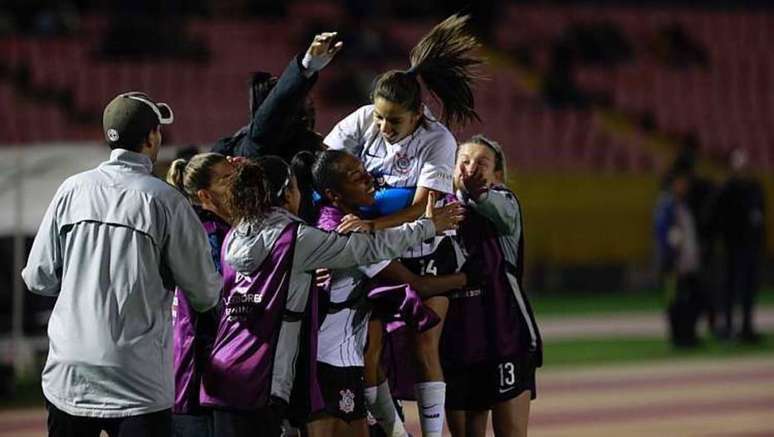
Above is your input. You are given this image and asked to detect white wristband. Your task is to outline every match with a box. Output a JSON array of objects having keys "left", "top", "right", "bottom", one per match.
[{"left": 302, "top": 51, "right": 332, "bottom": 75}]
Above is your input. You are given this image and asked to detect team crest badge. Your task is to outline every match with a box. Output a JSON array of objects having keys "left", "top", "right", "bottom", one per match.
[
  {"left": 107, "top": 128, "right": 120, "bottom": 142},
  {"left": 338, "top": 389, "right": 355, "bottom": 414},
  {"left": 394, "top": 152, "right": 413, "bottom": 174}
]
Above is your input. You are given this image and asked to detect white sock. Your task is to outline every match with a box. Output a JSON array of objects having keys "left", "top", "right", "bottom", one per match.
[
  {"left": 415, "top": 381, "right": 446, "bottom": 437},
  {"left": 365, "top": 381, "right": 408, "bottom": 437}
]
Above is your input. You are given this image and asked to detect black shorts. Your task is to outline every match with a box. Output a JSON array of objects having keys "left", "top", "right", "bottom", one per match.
[
  {"left": 445, "top": 355, "right": 537, "bottom": 411},
  {"left": 400, "top": 236, "right": 460, "bottom": 278},
  {"left": 312, "top": 362, "right": 367, "bottom": 422}
]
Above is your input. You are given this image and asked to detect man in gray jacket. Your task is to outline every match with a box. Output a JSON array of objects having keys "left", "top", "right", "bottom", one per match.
[{"left": 22, "top": 92, "right": 222, "bottom": 437}]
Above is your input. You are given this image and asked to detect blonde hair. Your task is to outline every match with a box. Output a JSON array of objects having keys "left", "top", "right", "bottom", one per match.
[
  {"left": 166, "top": 152, "right": 228, "bottom": 202},
  {"left": 462, "top": 134, "right": 507, "bottom": 181}
]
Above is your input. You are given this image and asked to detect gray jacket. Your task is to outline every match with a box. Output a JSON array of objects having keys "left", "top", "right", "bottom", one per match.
[
  {"left": 22, "top": 149, "right": 221, "bottom": 418},
  {"left": 225, "top": 208, "right": 435, "bottom": 402}
]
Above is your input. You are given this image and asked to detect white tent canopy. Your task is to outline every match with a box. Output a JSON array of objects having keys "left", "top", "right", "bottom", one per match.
[
  {"left": 0, "top": 142, "right": 179, "bottom": 235},
  {"left": 0, "top": 143, "right": 108, "bottom": 235}
]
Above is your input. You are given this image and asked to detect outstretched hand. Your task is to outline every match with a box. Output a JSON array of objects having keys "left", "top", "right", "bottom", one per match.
[
  {"left": 303, "top": 32, "right": 343, "bottom": 73},
  {"left": 426, "top": 191, "right": 465, "bottom": 234}
]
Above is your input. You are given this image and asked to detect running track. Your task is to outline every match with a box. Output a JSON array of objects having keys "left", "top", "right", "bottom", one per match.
[{"left": 1, "top": 355, "right": 771, "bottom": 436}]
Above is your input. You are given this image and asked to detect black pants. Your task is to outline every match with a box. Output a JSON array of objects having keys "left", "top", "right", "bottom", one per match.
[
  {"left": 172, "top": 413, "right": 212, "bottom": 437},
  {"left": 46, "top": 400, "right": 171, "bottom": 437},
  {"left": 723, "top": 247, "right": 761, "bottom": 336},
  {"left": 667, "top": 273, "right": 703, "bottom": 347},
  {"left": 212, "top": 408, "right": 282, "bottom": 437}
]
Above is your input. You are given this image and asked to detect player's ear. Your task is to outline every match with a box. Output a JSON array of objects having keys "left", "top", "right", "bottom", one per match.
[
  {"left": 494, "top": 169, "right": 504, "bottom": 184},
  {"left": 323, "top": 188, "right": 338, "bottom": 204},
  {"left": 196, "top": 189, "right": 211, "bottom": 205}
]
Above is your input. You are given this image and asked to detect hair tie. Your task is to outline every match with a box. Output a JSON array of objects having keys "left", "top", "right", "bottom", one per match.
[
  {"left": 404, "top": 65, "right": 419, "bottom": 77},
  {"left": 275, "top": 165, "right": 292, "bottom": 200}
]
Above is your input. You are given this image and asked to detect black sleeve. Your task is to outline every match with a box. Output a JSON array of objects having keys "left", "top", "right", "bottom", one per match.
[
  {"left": 236, "top": 55, "right": 319, "bottom": 158},
  {"left": 211, "top": 134, "right": 239, "bottom": 156}
]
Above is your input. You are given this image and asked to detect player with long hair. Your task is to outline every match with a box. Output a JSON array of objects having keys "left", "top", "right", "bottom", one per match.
[
  {"left": 324, "top": 14, "right": 482, "bottom": 437},
  {"left": 306, "top": 150, "right": 480, "bottom": 437},
  {"left": 444, "top": 136, "right": 542, "bottom": 437},
  {"left": 166, "top": 152, "right": 239, "bottom": 437},
  {"left": 198, "top": 157, "right": 463, "bottom": 437}
]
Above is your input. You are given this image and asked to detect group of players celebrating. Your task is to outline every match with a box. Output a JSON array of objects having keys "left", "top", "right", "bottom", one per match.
[{"left": 24, "top": 13, "right": 542, "bottom": 437}]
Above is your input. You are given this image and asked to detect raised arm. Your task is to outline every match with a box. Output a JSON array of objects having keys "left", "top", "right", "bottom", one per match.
[{"left": 217, "top": 33, "right": 342, "bottom": 158}]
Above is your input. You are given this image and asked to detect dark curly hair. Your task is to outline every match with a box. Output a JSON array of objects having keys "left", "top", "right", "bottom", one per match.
[
  {"left": 311, "top": 149, "right": 352, "bottom": 199},
  {"left": 226, "top": 156, "right": 293, "bottom": 225}
]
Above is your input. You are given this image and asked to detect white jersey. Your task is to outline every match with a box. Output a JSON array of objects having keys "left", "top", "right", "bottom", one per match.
[
  {"left": 325, "top": 104, "right": 456, "bottom": 194},
  {"left": 317, "top": 261, "right": 390, "bottom": 368},
  {"left": 325, "top": 104, "right": 457, "bottom": 258}
]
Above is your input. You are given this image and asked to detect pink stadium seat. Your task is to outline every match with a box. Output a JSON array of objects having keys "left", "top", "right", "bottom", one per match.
[{"left": 1, "top": 9, "right": 772, "bottom": 169}]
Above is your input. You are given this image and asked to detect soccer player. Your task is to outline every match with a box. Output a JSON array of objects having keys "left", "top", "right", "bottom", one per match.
[
  {"left": 22, "top": 92, "right": 221, "bottom": 437},
  {"left": 307, "top": 150, "right": 478, "bottom": 437},
  {"left": 324, "top": 15, "right": 482, "bottom": 437},
  {"left": 166, "top": 152, "right": 241, "bottom": 437},
  {"left": 444, "top": 136, "right": 542, "bottom": 437},
  {"left": 199, "top": 156, "right": 463, "bottom": 437}
]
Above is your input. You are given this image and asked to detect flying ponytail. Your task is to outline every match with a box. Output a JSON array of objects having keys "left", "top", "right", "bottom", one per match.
[{"left": 372, "top": 14, "right": 483, "bottom": 128}]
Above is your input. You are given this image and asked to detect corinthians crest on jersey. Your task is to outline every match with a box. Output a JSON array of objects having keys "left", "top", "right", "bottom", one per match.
[
  {"left": 338, "top": 389, "right": 356, "bottom": 414},
  {"left": 394, "top": 152, "right": 414, "bottom": 174}
]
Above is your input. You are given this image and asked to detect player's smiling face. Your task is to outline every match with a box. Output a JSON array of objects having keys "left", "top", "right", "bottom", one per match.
[
  {"left": 373, "top": 97, "right": 421, "bottom": 144},
  {"left": 455, "top": 142, "right": 499, "bottom": 187},
  {"left": 327, "top": 154, "right": 376, "bottom": 209}
]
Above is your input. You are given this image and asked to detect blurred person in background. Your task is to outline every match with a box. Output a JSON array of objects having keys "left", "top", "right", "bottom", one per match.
[
  {"left": 655, "top": 169, "right": 704, "bottom": 348},
  {"left": 671, "top": 139, "right": 721, "bottom": 335},
  {"left": 715, "top": 149, "right": 765, "bottom": 343},
  {"left": 21, "top": 92, "right": 222, "bottom": 437}
]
